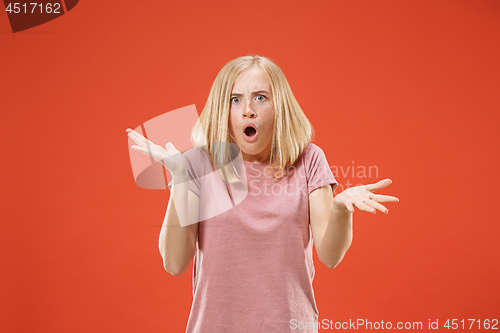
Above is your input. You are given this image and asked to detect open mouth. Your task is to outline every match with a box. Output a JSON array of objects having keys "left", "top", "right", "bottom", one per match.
[
  {"left": 244, "top": 125, "right": 257, "bottom": 137},
  {"left": 243, "top": 123, "right": 258, "bottom": 142}
]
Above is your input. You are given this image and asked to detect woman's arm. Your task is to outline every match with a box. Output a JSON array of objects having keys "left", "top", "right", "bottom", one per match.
[
  {"left": 126, "top": 128, "right": 200, "bottom": 276},
  {"left": 309, "top": 185, "right": 352, "bottom": 269},
  {"left": 159, "top": 171, "right": 199, "bottom": 276},
  {"left": 309, "top": 179, "right": 399, "bottom": 269}
]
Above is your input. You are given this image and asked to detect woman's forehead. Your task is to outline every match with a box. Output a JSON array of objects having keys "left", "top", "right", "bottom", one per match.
[{"left": 231, "top": 66, "right": 271, "bottom": 94}]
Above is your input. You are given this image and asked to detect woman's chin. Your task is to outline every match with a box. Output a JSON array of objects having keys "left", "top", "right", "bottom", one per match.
[{"left": 240, "top": 148, "right": 269, "bottom": 163}]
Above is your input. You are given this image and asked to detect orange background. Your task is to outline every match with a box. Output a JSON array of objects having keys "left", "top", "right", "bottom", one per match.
[{"left": 1, "top": 1, "right": 499, "bottom": 332}]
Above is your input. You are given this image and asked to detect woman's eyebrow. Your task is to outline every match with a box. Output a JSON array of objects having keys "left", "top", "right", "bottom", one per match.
[{"left": 231, "top": 90, "right": 270, "bottom": 96}]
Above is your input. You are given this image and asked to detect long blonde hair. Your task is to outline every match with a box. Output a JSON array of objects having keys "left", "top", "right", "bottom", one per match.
[{"left": 192, "top": 55, "right": 313, "bottom": 181}]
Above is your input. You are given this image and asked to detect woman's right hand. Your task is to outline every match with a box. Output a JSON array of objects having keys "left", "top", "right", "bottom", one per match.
[{"left": 126, "top": 128, "right": 187, "bottom": 177}]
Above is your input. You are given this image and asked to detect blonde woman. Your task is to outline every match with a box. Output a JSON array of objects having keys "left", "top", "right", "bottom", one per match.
[{"left": 126, "top": 55, "right": 398, "bottom": 333}]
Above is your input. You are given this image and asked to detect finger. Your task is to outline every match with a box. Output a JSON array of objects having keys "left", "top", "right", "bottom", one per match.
[
  {"left": 369, "top": 194, "right": 399, "bottom": 203},
  {"left": 132, "top": 144, "right": 158, "bottom": 158},
  {"left": 130, "top": 145, "right": 148, "bottom": 154},
  {"left": 354, "top": 201, "right": 377, "bottom": 214},
  {"left": 165, "top": 142, "right": 177, "bottom": 151},
  {"left": 126, "top": 129, "right": 146, "bottom": 139},
  {"left": 127, "top": 130, "right": 145, "bottom": 144},
  {"left": 128, "top": 132, "right": 154, "bottom": 148},
  {"left": 364, "top": 199, "right": 389, "bottom": 214},
  {"left": 345, "top": 200, "right": 355, "bottom": 213},
  {"left": 126, "top": 128, "right": 148, "bottom": 141},
  {"left": 365, "top": 178, "right": 392, "bottom": 192},
  {"left": 128, "top": 134, "right": 151, "bottom": 149},
  {"left": 127, "top": 133, "right": 143, "bottom": 146}
]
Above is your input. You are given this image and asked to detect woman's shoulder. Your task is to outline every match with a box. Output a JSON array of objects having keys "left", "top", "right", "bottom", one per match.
[
  {"left": 303, "top": 142, "right": 323, "bottom": 154},
  {"left": 182, "top": 146, "right": 213, "bottom": 173},
  {"left": 183, "top": 146, "right": 210, "bottom": 160},
  {"left": 298, "top": 143, "right": 327, "bottom": 163}
]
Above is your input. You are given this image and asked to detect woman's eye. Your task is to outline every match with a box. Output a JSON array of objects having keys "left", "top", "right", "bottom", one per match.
[
  {"left": 231, "top": 97, "right": 240, "bottom": 103},
  {"left": 256, "top": 95, "right": 266, "bottom": 101}
]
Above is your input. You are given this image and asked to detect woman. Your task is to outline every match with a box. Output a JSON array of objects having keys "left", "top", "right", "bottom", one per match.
[{"left": 126, "top": 55, "right": 398, "bottom": 332}]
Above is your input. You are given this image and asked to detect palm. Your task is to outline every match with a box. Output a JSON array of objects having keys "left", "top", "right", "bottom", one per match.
[
  {"left": 126, "top": 128, "right": 187, "bottom": 176},
  {"left": 333, "top": 179, "right": 399, "bottom": 214}
]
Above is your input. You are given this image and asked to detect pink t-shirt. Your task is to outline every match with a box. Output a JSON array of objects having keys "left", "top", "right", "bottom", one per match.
[{"left": 170, "top": 143, "right": 337, "bottom": 332}]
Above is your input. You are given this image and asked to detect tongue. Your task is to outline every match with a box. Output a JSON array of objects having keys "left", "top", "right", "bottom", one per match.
[{"left": 245, "top": 127, "right": 257, "bottom": 137}]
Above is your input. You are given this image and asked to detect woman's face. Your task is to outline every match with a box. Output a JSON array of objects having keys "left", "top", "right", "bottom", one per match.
[{"left": 229, "top": 66, "right": 275, "bottom": 163}]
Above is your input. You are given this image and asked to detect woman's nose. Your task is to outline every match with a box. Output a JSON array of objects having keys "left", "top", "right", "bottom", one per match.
[{"left": 243, "top": 102, "right": 256, "bottom": 118}]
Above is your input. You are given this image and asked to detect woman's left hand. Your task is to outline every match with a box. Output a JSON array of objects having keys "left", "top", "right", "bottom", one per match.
[{"left": 333, "top": 178, "right": 399, "bottom": 214}]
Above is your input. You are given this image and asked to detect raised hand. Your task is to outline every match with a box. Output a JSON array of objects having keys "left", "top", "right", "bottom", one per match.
[
  {"left": 333, "top": 178, "right": 399, "bottom": 214},
  {"left": 126, "top": 128, "right": 187, "bottom": 177}
]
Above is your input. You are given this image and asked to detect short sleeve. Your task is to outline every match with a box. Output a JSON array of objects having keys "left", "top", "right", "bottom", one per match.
[
  {"left": 167, "top": 147, "right": 206, "bottom": 197},
  {"left": 303, "top": 144, "right": 338, "bottom": 194}
]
